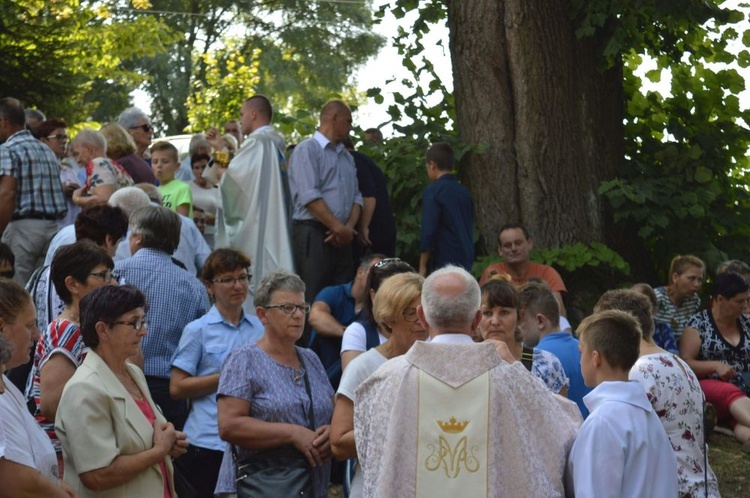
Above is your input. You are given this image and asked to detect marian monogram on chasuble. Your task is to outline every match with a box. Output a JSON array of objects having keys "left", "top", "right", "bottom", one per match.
[{"left": 417, "top": 370, "right": 490, "bottom": 495}]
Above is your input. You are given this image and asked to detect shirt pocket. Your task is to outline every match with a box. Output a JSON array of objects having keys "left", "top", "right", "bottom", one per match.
[{"left": 203, "top": 343, "right": 229, "bottom": 372}]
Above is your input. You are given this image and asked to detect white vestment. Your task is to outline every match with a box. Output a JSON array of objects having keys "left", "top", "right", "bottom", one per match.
[
  {"left": 354, "top": 340, "right": 582, "bottom": 498},
  {"left": 214, "top": 126, "right": 294, "bottom": 293}
]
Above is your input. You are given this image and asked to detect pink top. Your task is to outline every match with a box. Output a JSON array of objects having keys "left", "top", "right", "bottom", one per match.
[{"left": 132, "top": 394, "right": 171, "bottom": 498}]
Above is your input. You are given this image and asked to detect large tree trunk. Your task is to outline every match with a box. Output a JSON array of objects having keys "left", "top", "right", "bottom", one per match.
[{"left": 447, "top": 0, "right": 624, "bottom": 253}]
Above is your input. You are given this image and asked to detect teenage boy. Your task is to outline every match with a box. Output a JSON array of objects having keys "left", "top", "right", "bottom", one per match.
[
  {"left": 418, "top": 142, "right": 474, "bottom": 276},
  {"left": 151, "top": 141, "right": 192, "bottom": 217},
  {"left": 566, "top": 310, "right": 678, "bottom": 498}
]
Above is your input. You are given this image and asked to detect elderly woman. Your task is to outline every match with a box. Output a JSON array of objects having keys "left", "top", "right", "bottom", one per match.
[
  {"left": 216, "top": 269, "right": 333, "bottom": 498},
  {"left": 188, "top": 153, "right": 218, "bottom": 248},
  {"left": 26, "top": 241, "right": 116, "bottom": 475},
  {"left": 340, "top": 258, "right": 416, "bottom": 370},
  {"left": 170, "top": 249, "right": 264, "bottom": 497},
  {"left": 55, "top": 285, "right": 188, "bottom": 497},
  {"left": 0, "top": 279, "right": 74, "bottom": 497},
  {"left": 654, "top": 255, "right": 705, "bottom": 343},
  {"left": 71, "top": 129, "right": 134, "bottom": 207},
  {"left": 330, "top": 272, "right": 426, "bottom": 497},
  {"left": 596, "top": 289, "right": 720, "bottom": 497},
  {"left": 478, "top": 277, "right": 569, "bottom": 395},
  {"left": 681, "top": 271, "right": 750, "bottom": 450},
  {"left": 100, "top": 123, "right": 156, "bottom": 185}
]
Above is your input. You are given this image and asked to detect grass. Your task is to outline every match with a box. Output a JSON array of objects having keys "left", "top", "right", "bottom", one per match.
[{"left": 710, "top": 430, "right": 749, "bottom": 498}]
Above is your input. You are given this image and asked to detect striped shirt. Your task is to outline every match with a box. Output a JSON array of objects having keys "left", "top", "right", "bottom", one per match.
[
  {"left": 653, "top": 286, "right": 701, "bottom": 341},
  {"left": 0, "top": 130, "right": 67, "bottom": 217}
]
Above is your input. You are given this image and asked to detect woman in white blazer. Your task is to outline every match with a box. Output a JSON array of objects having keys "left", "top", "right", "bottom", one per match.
[{"left": 56, "top": 285, "right": 188, "bottom": 497}]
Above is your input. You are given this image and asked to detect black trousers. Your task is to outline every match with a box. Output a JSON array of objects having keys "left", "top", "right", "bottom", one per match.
[
  {"left": 173, "top": 445, "right": 224, "bottom": 498},
  {"left": 145, "top": 376, "right": 188, "bottom": 431}
]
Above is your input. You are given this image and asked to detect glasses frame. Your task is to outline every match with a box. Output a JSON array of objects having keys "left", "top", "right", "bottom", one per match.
[
  {"left": 89, "top": 270, "right": 116, "bottom": 283},
  {"left": 129, "top": 124, "right": 153, "bottom": 133},
  {"left": 112, "top": 318, "right": 150, "bottom": 331},
  {"left": 47, "top": 134, "right": 69, "bottom": 142},
  {"left": 374, "top": 257, "right": 403, "bottom": 269},
  {"left": 212, "top": 273, "right": 251, "bottom": 285},
  {"left": 265, "top": 303, "right": 311, "bottom": 315},
  {"left": 401, "top": 307, "right": 420, "bottom": 323}
]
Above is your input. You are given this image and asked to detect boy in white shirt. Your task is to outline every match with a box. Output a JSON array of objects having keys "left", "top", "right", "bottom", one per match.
[{"left": 566, "top": 310, "right": 678, "bottom": 498}]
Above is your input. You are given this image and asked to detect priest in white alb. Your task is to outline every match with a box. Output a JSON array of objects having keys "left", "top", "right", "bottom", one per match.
[{"left": 354, "top": 265, "right": 582, "bottom": 498}]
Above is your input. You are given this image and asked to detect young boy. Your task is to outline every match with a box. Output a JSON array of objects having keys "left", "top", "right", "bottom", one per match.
[
  {"left": 151, "top": 141, "right": 193, "bottom": 217},
  {"left": 418, "top": 142, "right": 474, "bottom": 276},
  {"left": 566, "top": 310, "right": 678, "bottom": 498}
]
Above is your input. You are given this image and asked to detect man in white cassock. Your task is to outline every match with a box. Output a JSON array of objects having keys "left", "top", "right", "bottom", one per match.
[
  {"left": 209, "top": 95, "right": 294, "bottom": 307},
  {"left": 354, "top": 265, "right": 582, "bottom": 498}
]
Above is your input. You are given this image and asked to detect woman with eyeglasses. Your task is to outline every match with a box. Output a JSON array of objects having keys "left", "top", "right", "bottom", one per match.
[
  {"left": 25, "top": 241, "right": 117, "bottom": 476},
  {"left": 215, "top": 269, "right": 334, "bottom": 498},
  {"left": 330, "top": 272, "right": 426, "bottom": 497},
  {"left": 0, "top": 278, "right": 76, "bottom": 497},
  {"left": 56, "top": 285, "right": 188, "bottom": 497},
  {"left": 340, "top": 258, "right": 416, "bottom": 371},
  {"left": 169, "top": 249, "right": 264, "bottom": 497}
]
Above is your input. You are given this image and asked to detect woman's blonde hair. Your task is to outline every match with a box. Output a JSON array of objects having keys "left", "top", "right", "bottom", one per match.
[
  {"left": 668, "top": 254, "right": 705, "bottom": 279},
  {"left": 100, "top": 122, "right": 136, "bottom": 159},
  {"left": 373, "top": 272, "right": 423, "bottom": 332}
]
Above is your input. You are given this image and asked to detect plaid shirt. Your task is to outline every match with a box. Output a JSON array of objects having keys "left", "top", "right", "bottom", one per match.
[
  {"left": 0, "top": 130, "right": 67, "bottom": 217},
  {"left": 114, "top": 248, "right": 210, "bottom": 379}
]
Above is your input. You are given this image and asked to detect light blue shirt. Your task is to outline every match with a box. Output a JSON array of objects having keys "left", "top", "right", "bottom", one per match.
[
  {"left": 171, "top": 306, "right": 264, "bottom": 451},
  {"left": 288, "top": 131, "right": 363, "bottom": 223}
]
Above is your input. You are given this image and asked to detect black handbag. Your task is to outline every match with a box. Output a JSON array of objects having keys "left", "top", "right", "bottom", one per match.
[{"left": 234, "top": 352, "right": 316, "bottom": 498}]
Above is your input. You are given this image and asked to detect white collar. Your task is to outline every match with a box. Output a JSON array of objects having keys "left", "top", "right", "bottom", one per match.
[{"left": 430, "top": 333, "right": 475, "bottom": 344}]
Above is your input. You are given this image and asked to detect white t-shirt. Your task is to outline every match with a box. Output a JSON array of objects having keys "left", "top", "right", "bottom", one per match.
[
  {"left": 0, "top": 374, "right": 59, "bottom": 483},
  {"left": 340, "top": 322, "right": 387, "bottom": 354}
]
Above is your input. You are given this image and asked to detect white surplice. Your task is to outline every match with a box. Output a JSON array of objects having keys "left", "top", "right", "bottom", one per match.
[{"left": 354, "top": 340, "right": 582, "bottom": 498}]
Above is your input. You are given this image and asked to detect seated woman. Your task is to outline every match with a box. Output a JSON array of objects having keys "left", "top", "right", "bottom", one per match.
[
  {"left": 100, "top": 122, "right": 156, "bottom": 185},
  {"left": 216, "top": 269, "right": 333, "bottom": 498},
  {"left": 330, "top": 272, "right": 426, "bottom": 497},
  {"left": 340, "top": 258, "right": 415, "bottom": 370},
  {"left": 0, "top": 279, "right": 75, "bottom": 497},
  {"left": 681, "top": 271, "right": 750, "bottom": 450},
  {"left": 478, "top": 276, "right": 569, "bottom": 395},
  {"left": 26, "top": 240, "right": 116, "bottom": 476},
  {"left": 655, "top": 255, "right": 705, "bottom": 343},
  {"left": 170, "top": 249, "right": 264, "bottom": 497},
  {"left": 56, "top": 285, "right": 188, "bottom": 497},
  {"left": 72, "top": 129, "right": 134, "bottom": 208},
  {"left": 596, "top": 289, "right": 720, "bottom": 497}
]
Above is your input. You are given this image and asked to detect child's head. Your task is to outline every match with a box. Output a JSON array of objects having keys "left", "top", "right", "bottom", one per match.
[
  {"left": 594, "top": 289, "right": 654, "bottom": 341},
  {"left": 576, "top": 310, "right": 641, "bottom": 387},
  {"left": 150, "top": 141, "right": 180, "bottom": 183},
  {"left": 425, "top": 142, "right": 455, "bottom": 180}
]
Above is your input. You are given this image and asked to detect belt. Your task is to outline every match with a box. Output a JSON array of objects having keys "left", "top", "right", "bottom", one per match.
[
  {"left": 294, "top": 219, "right": 327, "bottom": 230},
  {"left": 12, "top": 212, "right": 59, "bottom": 221}
]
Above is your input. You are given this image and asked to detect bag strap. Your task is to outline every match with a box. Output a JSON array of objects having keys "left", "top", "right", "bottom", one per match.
[
  {"left": 520, "top": 345, "right": 534, "bottom": 372},
  {"left": 296, "top": 349, "right": 316, "bottom": 430}
]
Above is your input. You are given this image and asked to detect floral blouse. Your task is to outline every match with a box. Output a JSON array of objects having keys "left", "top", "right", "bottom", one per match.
[
  {"left": 530, "top": 347, "right": 569, "bottom": 394},
  {"left": 85, "top": 157, "right": 133, "bottom": 192},
  {"left": 630, "top": 353, "right": 720, "bottom": 498}
]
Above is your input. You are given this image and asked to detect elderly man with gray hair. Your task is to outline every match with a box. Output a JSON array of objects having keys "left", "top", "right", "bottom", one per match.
[
  {"left": 354, "top": 265, "right": 582, "bottom": 498},
  {"left": 113, "top": 206, "right": 210, "bottom": 430}
]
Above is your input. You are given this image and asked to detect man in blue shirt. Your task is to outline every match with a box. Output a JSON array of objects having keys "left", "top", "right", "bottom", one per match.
[
  {"left": 517, "top": 281, "right": 592, "bottom": 418},
  {"left": 418, "top": 142, "right": 474, "bottom": 276}
]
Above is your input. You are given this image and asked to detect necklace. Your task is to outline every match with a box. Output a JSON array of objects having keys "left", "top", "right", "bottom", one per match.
[
  {"left": 117, "top": 373, "right": 144, "bottom": 401},
  {"left": 293, "top": 367, "right": 306, "bottom": 385}
]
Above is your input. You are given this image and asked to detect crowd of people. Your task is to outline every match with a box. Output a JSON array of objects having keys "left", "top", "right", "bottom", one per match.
[{"left": 0, "top": 93, "right": 749, "bottom": 498}]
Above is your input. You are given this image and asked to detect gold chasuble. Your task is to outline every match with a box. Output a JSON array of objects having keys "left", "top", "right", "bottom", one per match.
[{"left": 354, "top": 341, "right": 582, "bottom": 498}]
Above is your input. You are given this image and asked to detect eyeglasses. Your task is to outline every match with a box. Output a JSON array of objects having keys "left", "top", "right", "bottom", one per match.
[
  {"left": 129, "top": 124, "right": 153, "bottom": 133},
  {"left": 89, "top": 270, "right": 116, "bottom": 283},
  {"left": 212, "top": 274, "right": 250, "bottom": 285},
  {"left": 47, "top": 134, "right": 68, "bottom": 142},
  {"left": 374, "top": 258, "right": 403, "bottom": 269},
  {"left": 112, "top": 318, "right": 150, "bottom": 331},
  {"left": 401, "top": 307, "right": 419, "bottom": 322},
  {"left": 265, "top": 303, "right": 311, "bottom": 315}
]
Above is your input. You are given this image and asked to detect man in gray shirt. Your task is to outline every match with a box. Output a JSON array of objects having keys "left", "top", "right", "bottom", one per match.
[{"left": 288, "top": 100, "right": 363, "bottom": 304}]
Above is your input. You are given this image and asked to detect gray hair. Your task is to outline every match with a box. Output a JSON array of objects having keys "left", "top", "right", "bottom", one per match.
[
  {"left": 255, "top": 269, "right": 306, "bottom": 308},
  {"left": 25, "top": 108, "right": 45, "bottom": 123},
  {"left": 117, "top": 107, "right": 150, "bottom": 129},
  {"left": 135, "top": 183, "right": 163, "bottom": 205},
  {"left": 421, "top": 265, "right": 481, "bottom": 330},
  {"left": 129, "top": 206, "right": 181, "bottom": 255},
  {"left": 189, "top": 133, "right": 210, "bottom": 155},
  {"left": 0, "top": 333, "right": 11, "bottom": 367},
  {"left": 109, "top": 187, "right": 151, "bottom": 219},
  {"left": 74, "top": 128, "right": 107, "bottom": 155}
]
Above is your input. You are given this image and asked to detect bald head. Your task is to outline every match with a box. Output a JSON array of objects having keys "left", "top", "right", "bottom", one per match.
[
  {"left": 318, "top": 100, "right": 352, "bottom": 144},
  {"left": 421, "top": 265, "right": 481, "bottom": 333}
]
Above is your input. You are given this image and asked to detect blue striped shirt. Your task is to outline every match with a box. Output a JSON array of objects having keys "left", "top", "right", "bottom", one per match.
[
  {"left": 114, "top": 248, "right": 210, "bottom": 379},
  {"left": 0, "top": 130, "right": 67, "bottom": 217}
]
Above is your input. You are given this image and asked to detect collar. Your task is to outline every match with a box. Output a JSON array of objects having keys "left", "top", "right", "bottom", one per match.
[
  {"left": 436, "top": 173, "right": 458, "bottom": 182},
  {"left": 583, "top": 380, "right": 652, "bottom": 413},
  {"left": 313, "top": 130, "right": 345, "bottom": 153},
  {"left": 204, "top": 305, "right": 255, "bottom": 328},
  {"left": 251, "top": 124, "right": 274, "bottom": 136},
  {"left": 132, "top": 247, "right": 172, "bottom": 260},
  {"left": 430, "top": 333, "right": 475, "bottom": 344},
  {"left": 3, "top": 129, "right": 31, "bottom": 144}
]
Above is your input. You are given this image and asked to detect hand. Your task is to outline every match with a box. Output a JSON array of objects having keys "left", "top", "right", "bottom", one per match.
[
  {"left": 60, "top": 481, "right": 77, "bottom": 497},
  {"left": 152, "top": 421, "right": 177, "bottom": 456},
  {"left": 357, "top": 226, "right": 372, "bottom": 247},
  {"left": 484, "top": 339, "right": 517, "bottom": 364},
  {"left": 205, "top": 127, "right": 225, "bottom": 151},
  {"left": 715, "top": 362, "right": 736, "bottom": 381},
  {"left": 169, "top": 430, "right": 189, "bottom": 458},
  {"left": 71, "top": 187, "right": 86, "bottom": 206},
  {"left": 63, "top": 182, "right": 79, "bottom": 197},
  {"left": 291, "top": 425, "right": 325, "bottom": 467},
  {"left": 324, "top": 224, "right": 356, "bottom": 247},
  {"left": 312, "top": 425, "right": 332, "bottom": 462}
]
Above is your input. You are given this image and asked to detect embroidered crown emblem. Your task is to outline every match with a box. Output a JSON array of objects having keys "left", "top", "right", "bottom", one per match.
[{"left": 436, "top": 417, "right": 470, "bottom": 434}]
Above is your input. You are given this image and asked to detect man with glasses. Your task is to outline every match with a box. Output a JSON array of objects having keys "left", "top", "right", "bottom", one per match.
[
  {"left": 114, "top": 205, "right": 209, "bottom": 429},
  {"left": 118, "top": 106, "right": 154, "bottom": 161},
  {"left": 0, "top": 98, "right": 67, "bottom": 285}
]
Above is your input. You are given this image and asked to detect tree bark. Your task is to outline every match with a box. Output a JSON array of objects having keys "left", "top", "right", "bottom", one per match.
[{"left": 447, "top": 0, "right": 624, "bottom": 252}]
